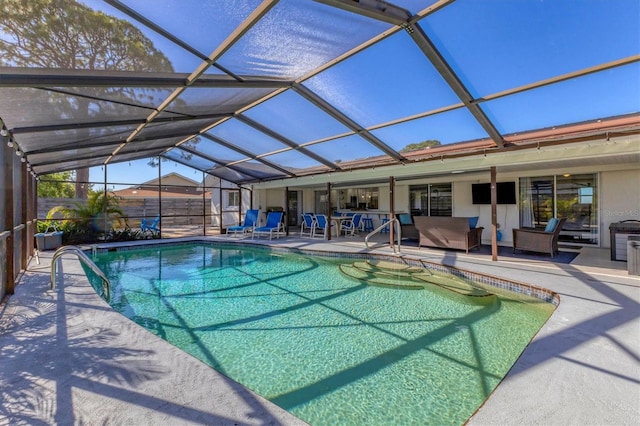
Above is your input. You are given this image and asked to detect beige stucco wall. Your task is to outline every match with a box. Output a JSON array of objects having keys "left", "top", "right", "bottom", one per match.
[
  {"left": 251, "top": 163, "right": 640, "bottom": 248},
  {"left": 600, "top": 168, "right": 640, "bottom": 249}
]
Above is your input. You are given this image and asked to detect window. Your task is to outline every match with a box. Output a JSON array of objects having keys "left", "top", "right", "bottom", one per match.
[
  {"left": 225, "top": 190, "right": 239, "bottom": 209},
  {"left": 334, "top": 187, "right": 379, "bottom": 210},
  {"left": 409, "top": 183, "right": 452, "bottom": 217}
]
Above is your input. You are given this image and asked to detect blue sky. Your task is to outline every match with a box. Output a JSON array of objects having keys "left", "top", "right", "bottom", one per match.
[{"left": 88, "top": 0, "right": 639, "bottom": 185}]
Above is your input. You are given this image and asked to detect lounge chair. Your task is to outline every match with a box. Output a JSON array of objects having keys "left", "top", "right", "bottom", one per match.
[
  {"left": 141, "top": 215, "right": 160, "bottom": 233},
  {"left": 252, "top": 211, "right": 284, "bottom": 240},
  {"left": 313, "top": 214, "right": 334, "bottom": 238},
  {"left": 227, "top": 209, "right": 260, "bottom": 237},
  {"left": 300, "top": 213, "right": 316, "bottom": 237},
  {"left": 513, "top": 217, "right": 567, "bottom": 257}
]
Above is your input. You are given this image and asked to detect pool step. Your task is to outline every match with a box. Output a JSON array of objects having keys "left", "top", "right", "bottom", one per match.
[
  {"left": 339, "top": 264, "right": 424, "bottom": 289},
  {"left": 353, "top": 260, "right": 425, "bottom": 277},
  {"left": 340, "top": 260, "right": 495, "bottom": 298},
  {"left": 412, "top": 271, "right": 493, "bottom": 297}
]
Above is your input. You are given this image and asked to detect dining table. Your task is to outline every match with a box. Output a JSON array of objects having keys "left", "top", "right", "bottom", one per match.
[{"left": 330, "top": 216, "right": 353, "bottom": 236}]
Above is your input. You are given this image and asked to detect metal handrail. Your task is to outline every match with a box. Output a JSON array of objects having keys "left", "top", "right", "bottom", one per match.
[
  {"left": 365, "top": 217, "right": 402, "bottom": 254},
  {"left": 51, "top": 245, "right": 111, "bottom": 301}
]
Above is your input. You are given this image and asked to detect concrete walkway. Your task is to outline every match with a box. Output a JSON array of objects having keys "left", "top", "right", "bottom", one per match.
[{"left": 1, "top": 236, "right": 638, "bottom": 425}]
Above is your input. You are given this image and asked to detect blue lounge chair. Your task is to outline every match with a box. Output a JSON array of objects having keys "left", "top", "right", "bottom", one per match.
[
  {"left": 300, "top": 213, "right": 316, "bottom": 237},
  {"left": 252, "top": 211, "right": 284, "bottom": 240},
  {"left": 313, "top": 214, "right": 334, "bottom": 238},
  {"left": 227, "top": 209, "right": 260, "bottom": 237},
  {"left": 141, "top": 215, "right": 160, "bottom": 233}
]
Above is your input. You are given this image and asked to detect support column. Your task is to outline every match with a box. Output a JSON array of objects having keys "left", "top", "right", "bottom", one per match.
[
  {"left": 238, "top": 181, "right": 243, "bottom": 233},
  {"left": 202, "top": 171, "right": 206, "bottom": 236},
  {"left": 491, "top": 166, "right": 498, "bottom": 261},
  {"left": 218, "top": 185, "right": 223, "bottom": 235},
  {"left": 158, "top": 158, "right": 162, "bottom": 238},
  {"left": 285, "top": 186, "right": 290, "bottom": 236},
  {"left": 4, "top": 143, "right": 15, "bottom": 295},
  {"left": 21, "top": 160, "right": 28, "bottom": 268},
  {"left": 326, "top": 182, "right": 332, "bottom": 240},
  {"left": 389, "top": 176, "right": 395, "bottom": 248},
  {"left": 104, "top": 164, "right": 108, "bottom": 239}
]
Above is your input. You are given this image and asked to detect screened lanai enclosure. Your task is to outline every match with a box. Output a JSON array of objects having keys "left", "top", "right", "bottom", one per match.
[{"left": 1, "top": 0, "right": 639, "bottom": 297}]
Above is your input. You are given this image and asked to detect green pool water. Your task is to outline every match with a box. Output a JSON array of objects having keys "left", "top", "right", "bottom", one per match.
[{"left": 91, "top": 243, "right": 554, "bottom": 426}]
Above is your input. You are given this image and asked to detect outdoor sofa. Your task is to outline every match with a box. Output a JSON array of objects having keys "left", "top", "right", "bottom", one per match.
[{"left": 413, "top": 216, "right": 484, "bottom": 253}]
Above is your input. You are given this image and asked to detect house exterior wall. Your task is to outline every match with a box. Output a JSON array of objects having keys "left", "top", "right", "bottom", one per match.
[
  {"left": 600, "top": 168, "right": 640, "bottom": 249},
  {"left": 393, "top": 184, "right": 409, "bottom": 213},
  {"left": 262, "top": 189, "right": 286, "bottom": 211},
  {"left": 251, "top": 160, "right": 640, "bottom": 250}
]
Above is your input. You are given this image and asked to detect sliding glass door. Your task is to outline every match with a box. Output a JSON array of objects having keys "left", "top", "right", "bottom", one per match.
[{"left": 519, "top": 174, "right": 598, "bottom": 245}]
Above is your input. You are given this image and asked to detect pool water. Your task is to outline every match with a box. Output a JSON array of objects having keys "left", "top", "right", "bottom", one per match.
[{"left": 91, "top": 243, "right": 554, "bottom": 425}]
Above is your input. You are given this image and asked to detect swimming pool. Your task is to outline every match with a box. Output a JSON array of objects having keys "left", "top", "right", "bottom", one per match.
[{"left": 90, "top": 242, "right": 554, "bottom": 425}]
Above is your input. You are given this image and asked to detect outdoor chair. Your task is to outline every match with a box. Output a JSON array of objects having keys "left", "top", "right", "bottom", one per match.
[
  {"left": 513, "top": 217, "right": 567, "bottom": 257},
  {"left": 341, "top": 213, "right": 362, "bottom": 236},
  {"left": 140, "top": 215, "right": 160, "bottom": 233},
  {"left": 300, "top": 213, "right": 316, "bottom": 237},
  {"left": 252, "top": 211, "right": 284, "bottom": 240},
  {"left": 313, "top": 214, "right": 334, "bottom": 238},
  {"left": 227, "top": 209, "right": 260, "bottom": 237}
]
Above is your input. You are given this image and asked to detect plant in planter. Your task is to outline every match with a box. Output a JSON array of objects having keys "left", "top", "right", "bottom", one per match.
[{"left": 46, "top": 191, "right": 125, "bottom": 244}]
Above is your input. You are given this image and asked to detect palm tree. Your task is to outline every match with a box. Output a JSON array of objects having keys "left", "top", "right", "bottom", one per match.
[{"left": 47, "top": 191, "right": 125, "bottom": 243}]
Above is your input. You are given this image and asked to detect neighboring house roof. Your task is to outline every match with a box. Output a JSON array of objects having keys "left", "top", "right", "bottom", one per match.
[
  {"left": 134, "top": 172, "right": 201, "bottom": 188},
  {"left": 113, "top": 188, "right": 210, "bottom": 199},
  {"left": 112, "top": 172, "right": 211, "bottom": 198}
]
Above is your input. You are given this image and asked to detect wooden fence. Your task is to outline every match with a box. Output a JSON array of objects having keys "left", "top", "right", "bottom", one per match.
[{"left": 38, "top": 197, "right": 212, "bottom": 227}]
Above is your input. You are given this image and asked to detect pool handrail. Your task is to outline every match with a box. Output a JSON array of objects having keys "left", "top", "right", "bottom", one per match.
[
  {"left": 365, "top": 217, "right": 401, "bottom": 254},
  {"left": 51, "top": 245, "right": 111, "bottom": 301}
]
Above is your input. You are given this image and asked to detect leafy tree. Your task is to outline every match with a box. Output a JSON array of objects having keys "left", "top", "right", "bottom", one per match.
[
  {"left": 0, "top": 0, "right": 174, "bottom": 198},
  {"left": 37, "top": 171, "right": 76, "bottom": 198},
  {"left": 400, "top": 140, "right": 442, "bottom": 152}
]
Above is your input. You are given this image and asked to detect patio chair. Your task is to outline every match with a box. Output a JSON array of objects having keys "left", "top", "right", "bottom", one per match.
[
  {"left": 513, "top": 218, "right": 567, "bottom": 257},
  {"left": 140, "top": 215, "right": 160, "bottom": 233},
  {"left": 252, "top": 211, "right": 284, "bottom": 240},
  {"left": 312, "top": 214, "right": 334, "bottom": 238},
  {"left": 300, "top": 213, "right": 316, "bottom": 237},
  {"left": 227, "top": 209, "right": 260, "bottom": 237},
  {"left": 340, "top": 213, "right": 362, "bottom": 236}
]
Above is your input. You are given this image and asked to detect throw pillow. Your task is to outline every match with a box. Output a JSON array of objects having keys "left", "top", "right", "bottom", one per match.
[
  {"left": 544, "top": 217, "right": 559, "bottom": 233},
  {"left": 468, "top": 216, "right": 479, "bottom": 228},
  {"left": 398, "top": 213, "right": 413, "bottom": 225}
]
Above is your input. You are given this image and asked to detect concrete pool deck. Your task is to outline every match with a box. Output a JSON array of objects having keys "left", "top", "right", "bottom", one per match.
[{"left": 1, "top": 235, "right": 638, "bottom": 425}]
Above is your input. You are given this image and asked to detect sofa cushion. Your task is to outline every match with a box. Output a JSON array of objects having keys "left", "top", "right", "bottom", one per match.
[
  {"left": 545, "top": 217, "right": 559, "bottom": 233},
  {"left": 468, "top": 216, "right": 479, "bottom": 229}
]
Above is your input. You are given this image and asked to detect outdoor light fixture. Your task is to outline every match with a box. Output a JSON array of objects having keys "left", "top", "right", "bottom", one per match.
[
  {"left": 21, "top": 157, "right": 26, "bottom": 162},
  {"left": 0, "top": 128, "right": 7, "bottom": 137},
  {"left": 16, "top": 148, "right": 22, "bottom": 156},
  {"left": 7, "top": 139, "right": 13, "bottom": 148}
]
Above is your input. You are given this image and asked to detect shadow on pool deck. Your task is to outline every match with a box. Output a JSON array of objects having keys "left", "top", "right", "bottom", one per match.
[{"left": 1, "top": 236, "right": 638, "bottom": 425}]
